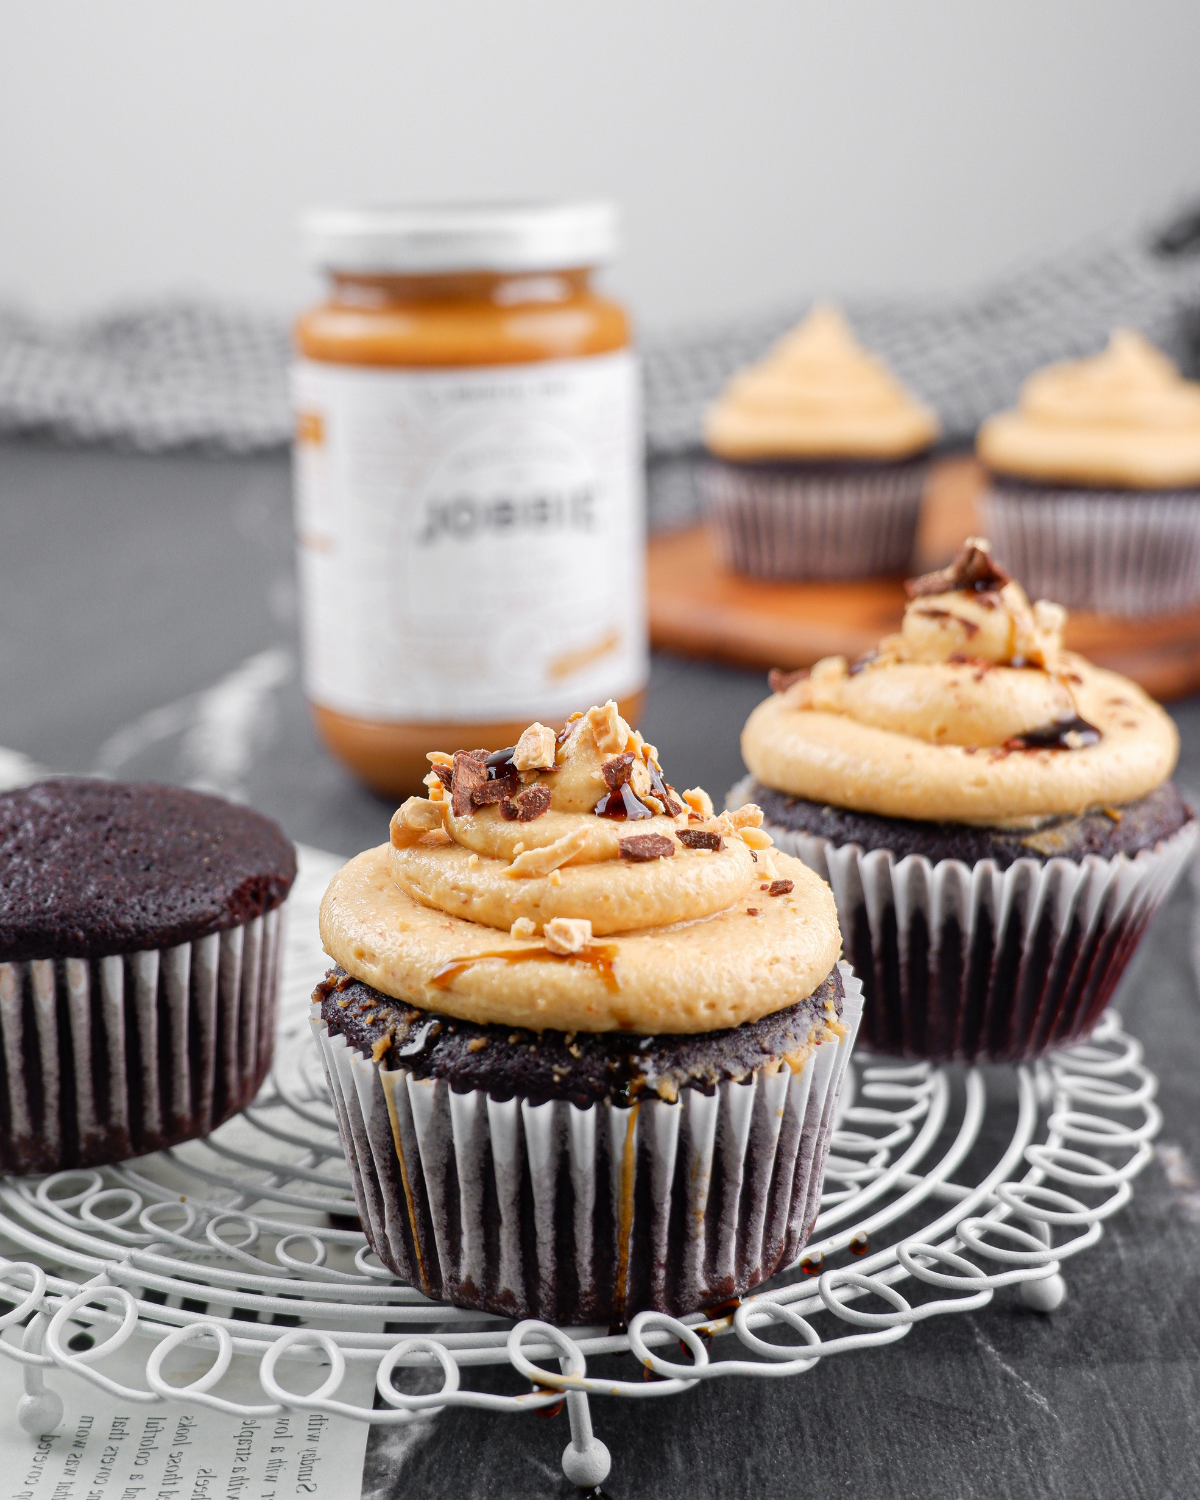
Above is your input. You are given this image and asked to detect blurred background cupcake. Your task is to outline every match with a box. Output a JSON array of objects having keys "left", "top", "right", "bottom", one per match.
[
  {"left": 700, "top": 305, "right": 940, "bottom": 579},
  {"left": 978, "top": 330, "right": 1200, "bottom": 616}
]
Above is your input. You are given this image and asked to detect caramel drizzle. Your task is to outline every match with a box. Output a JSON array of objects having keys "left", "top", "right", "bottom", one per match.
[
  {"left": 430, "top": 944, "right": 620, "bottom": 994},
  {"left": 614, "top": 1100, "right": 640, "bottom": 1319}
]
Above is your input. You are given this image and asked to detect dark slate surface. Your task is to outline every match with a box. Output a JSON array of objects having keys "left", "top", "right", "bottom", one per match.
[{"left": 2, "top": 436, "right": 1199, "bottom": 1500}]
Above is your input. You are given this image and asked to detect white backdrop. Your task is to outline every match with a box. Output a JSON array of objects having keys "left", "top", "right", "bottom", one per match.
[{"left": 2, "top": 0, "right": 1199, "bottom": 330}]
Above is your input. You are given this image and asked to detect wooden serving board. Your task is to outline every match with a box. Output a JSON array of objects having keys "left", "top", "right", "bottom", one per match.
[{"left": 647, "top": 456, "right": 1200, "bottom": 701}]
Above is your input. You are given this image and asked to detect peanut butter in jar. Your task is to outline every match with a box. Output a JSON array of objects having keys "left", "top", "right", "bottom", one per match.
[{"left": 293, "top": 202, "right": 647, "bottom": 797}]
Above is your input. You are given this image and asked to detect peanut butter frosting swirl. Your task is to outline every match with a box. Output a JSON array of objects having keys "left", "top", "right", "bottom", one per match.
[
  {"left": 978, "top": 330, "right": 1200, "bottom": 489},
  {"left": 742, "top": 540, "right": 1179, "bottom": 826},
  {"left": 704, "top": 305, "right": 940, "bottom": 462},
  {"left": 321, "top": 703, "right": 842, "bottom": 1033}
]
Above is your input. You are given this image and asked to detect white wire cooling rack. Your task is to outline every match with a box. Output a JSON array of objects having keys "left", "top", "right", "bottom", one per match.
[{"left": 0, "top": 850, "right": 1162, "bottom": 1495}]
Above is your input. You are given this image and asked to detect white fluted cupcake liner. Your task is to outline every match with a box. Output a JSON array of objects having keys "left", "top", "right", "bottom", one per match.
[
  {"left": 980, "top": 484, "right": 1200, "bottom": 616},
  {"left": 700, "top": 458, "right": 928, "bottom": 578},
  {"left": 312, "top": 966, "right": 863, "bottom": 1325},
  {"left": 0, "top": 903, "right": 287, "bottom": 1175},
  {"left": 728, "top": 776, "right": 1196, "bottom": 1062}
]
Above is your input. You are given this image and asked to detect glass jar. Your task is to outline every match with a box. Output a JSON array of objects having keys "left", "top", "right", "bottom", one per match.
[{"left": 292, "top": 202, "right": 647, "bottom": 797}]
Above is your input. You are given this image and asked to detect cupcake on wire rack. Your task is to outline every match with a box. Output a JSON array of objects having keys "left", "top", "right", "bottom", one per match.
[
  {"left": 729, "top": 539, "right": 1196, "bottom": 1063},
  {"left": 977, "top": 330, "right": 1200, "bottom": 616},
  {"left": 0, "top": 779, "right": 295, "bottom": 1174},
  {"left": 313, "top": 702, "right": 861, "bottom": 1324},
  {"left": 701, "top": 305, "right": 940, "bottom": 578}
]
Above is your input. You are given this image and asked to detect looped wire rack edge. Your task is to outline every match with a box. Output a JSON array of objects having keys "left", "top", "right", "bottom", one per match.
[{"left": 0, "top": 847, "right": 1163, "bottom": 1493}]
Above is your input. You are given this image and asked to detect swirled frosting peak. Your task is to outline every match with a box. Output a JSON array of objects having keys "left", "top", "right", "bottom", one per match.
[
  {"left": 704, "top": 305, "right": 940, "bottom": 461},
  {"left": 978, "top": 329, "right": 1200, "bottom": 488},
  {"left": 743, "top": 540, "right": 1178, "bottom": 824},
  {"left": 320, "top": 703, "right": 842, "bottom": 1033}
]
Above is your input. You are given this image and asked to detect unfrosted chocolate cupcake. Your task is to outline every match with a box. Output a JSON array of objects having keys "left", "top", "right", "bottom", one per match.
[
  {"left": 701, "top": 306, "right": 939, "bottom": 579},
  {"left": 313, "top": 703, "right": 861, "bottom": 1324},
  {"left": 730, "top": 539, "right": 1196, "bottom": 1062},
  {"left": 0, "top": 779, "right": 295, "bottom": 1173}
]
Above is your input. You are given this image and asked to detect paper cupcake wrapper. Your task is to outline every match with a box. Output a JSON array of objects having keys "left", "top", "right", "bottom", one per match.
[
  {"left": 700, "top": 459, "right": 927, "bottom": 579},
  {"left": 729, "top": 776, "right": 1196, "bottom": 1062},
  {"left": 980, "top": 484, "right": 1200, "bottom": 616},
  {"left": 312, "top": 967, "right": 863, "bottom": 1325},
  {"left": 0, "top": 903, "right": 287, "bottom": 1175}
]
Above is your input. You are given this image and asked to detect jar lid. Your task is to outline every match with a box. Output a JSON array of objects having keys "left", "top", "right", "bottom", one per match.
[{"left": 301, "top": 200, "right": 619, "bottom": 274}]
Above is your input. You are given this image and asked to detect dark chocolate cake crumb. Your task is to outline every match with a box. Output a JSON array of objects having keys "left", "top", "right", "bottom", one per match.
[
  {"left": 0, "top": 778, "right": 296, "bottom": 962},
  {"left": 317, "top": 964, "right": 844, "bottom": 1108},
  {"left": 747, "top": 779, "right": 1192, "bottom": 869}
]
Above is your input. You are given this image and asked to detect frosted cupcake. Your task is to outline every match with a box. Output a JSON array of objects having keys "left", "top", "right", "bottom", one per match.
[
  {"left": 312, "top": 702, "right": 861, "bottom": 1323},
  {"left": 978, "top": 330, "right": 1200, "bottom": 615},
  {"left": 701, "top": 306, "right": 940, "bottom": 578},
  {"left": 730, "top": 540, "right": 1195, "bottom": 1062}
]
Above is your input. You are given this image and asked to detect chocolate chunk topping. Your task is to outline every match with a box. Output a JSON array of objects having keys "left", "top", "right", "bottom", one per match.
[
  {"left": 601, "top": 753, "right": 636, "bottom": 791},
  {"left": 451, "top": 750, "right": 488, "bottom": 815},
  {"left": 500, "top": 784, "right": 552, "bottom": 822},
  {"left": 768, "top": 666, "right": 810, "bottom": 693},
  {"left": 1003, "top": 716, "right": 1102, "bottom": 751},
  {"left": 677, "top": 829, "right": 724, "bottom": 852},
  {"left": 906, "top": 538, "right": 1010, "bottom": 599},
  {"left": 619, "top": 833, "right": 676, "bottom": 862},
  {"left": 768, "top": 879, "right": 794, "bottom": 896},
  {"left": 431, "top": 764, "right": 453, "bottom": 789},
  {"left": 472, "top": 768, "right": 521, "bottom": 805}
]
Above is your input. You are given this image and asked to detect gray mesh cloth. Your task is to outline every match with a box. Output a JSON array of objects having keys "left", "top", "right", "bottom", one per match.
[{"left": 3, "top": 201, "right": 1200, "bottom": 529}]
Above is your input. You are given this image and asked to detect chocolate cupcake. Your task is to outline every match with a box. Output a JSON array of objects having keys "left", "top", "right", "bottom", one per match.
[
  {"left": 978, "top": 330, "right": 1200, "bottom": 615},
  {"left": 313, "top": 703, "right": 861, "bottom": 1323},
  {"left": 730, "top": 539, "right": 1196, "bottom": 1062},
  {"left": 0, "top": 779, "right": 296, "bottom": 1173},
  {"left": 701, "top": 306, "right": 939, "bottom": 578}
]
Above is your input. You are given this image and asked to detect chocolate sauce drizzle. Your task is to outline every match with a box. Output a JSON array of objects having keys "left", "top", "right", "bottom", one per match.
[
  {"left": 594, "top": 783, "right": 655, "bottom": 820},
  {"left": 1005, "top": 716, "right": 1101, "bottom": 751}
]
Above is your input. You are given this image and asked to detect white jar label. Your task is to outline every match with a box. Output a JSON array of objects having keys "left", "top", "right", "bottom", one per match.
[{"left": 292, "top": 351, "right": 646, "bottom": 724}]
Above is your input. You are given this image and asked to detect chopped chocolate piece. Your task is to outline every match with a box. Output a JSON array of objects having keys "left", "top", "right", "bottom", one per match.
[
  {"left": 601, "top": 753, "right": 637, "bottom": 791},
  {"left": 645, "top": 760, "right": 683, "bottom": 816},
  {"left": 913, "top": 606, "right": 979, "bottom": 636},
  {"left": 500, "top": 784, "right": 552, "bottom": 822},
  {"left": 768, "top": 666, "right": 810, "bottom": 693},
  {"left": 768, "top": 879, "right": 794, "bottom": 896},
  {"left": 451, "top": 750, "right": 488, "bottom": 815},
  {"left": 1003, "top": 716, "right": 1101, "bottom": 751},
  {"left": 619, "top": 833, "right": 676, "bottom": 862},
  {"left": 905, "top": 538, "right": 1010, "bottom": 599},
  {"left": 472, "top": 769, "right": 521, "bottom": 805},
  {"left": 431, "top": 764, "right": 453, "bottom": 789},
  {"left": 677, "top": 829, "right": 724, "bottom": 852}
]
